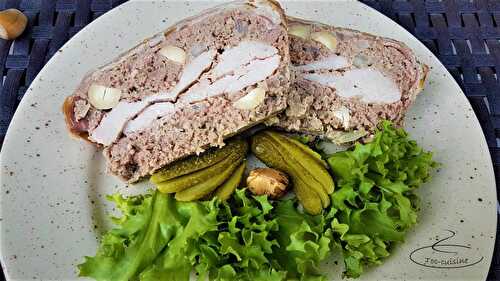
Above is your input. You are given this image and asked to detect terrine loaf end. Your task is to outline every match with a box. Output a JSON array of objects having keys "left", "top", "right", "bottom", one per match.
[
  {"left": 63, "top": 0, "right": 291, "bottom": 182},
  {"left": 276, "top": 16, "right": 428, "bottom": 142}
]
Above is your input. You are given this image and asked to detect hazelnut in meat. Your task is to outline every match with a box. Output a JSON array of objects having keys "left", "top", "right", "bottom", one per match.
[{"left": 247, "top": 168, "right": 289, "bottom": 199}]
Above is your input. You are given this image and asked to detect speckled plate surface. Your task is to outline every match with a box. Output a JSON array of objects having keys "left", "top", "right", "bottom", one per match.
[{"left": 0, "top": 1, "right": 496, "bottom": 280}]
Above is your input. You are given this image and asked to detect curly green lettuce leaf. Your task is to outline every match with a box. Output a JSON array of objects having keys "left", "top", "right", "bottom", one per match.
[
  {"left": 136, "top": 189, "right": 289, "bottom": 281},
  {"left": 78, "top": 192, "right": 177, "bottom": 281},
  {"left": 327, "top": 121, "right": 437, "bottom": 278},
  {"left": 208, "top": 189, "right": 284, "bottom": 280},
  {"left": 215, "top": 190, "right": 333, "bottom": 281},
  {"left": 330, "top": 218, "right": 390, "bottom": 278},
  {"left": 79, "top": 192, "right": 220, "bottom": 281},
  {"left": 139, "top": 199, "right": 220, "bottom": 281},
  {"left": 273, "top": 200, "right": 332, "bottom": 281}
]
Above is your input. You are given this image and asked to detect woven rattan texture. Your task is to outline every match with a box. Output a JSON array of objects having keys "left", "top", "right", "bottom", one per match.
[
  {"left": 0, "top": 0, "right": 127, "bottom": 145},
  {"left": 361, "top": 1, "right": 500, "bottom": 280},
  {"left": 0, "top": 0, "right": 499, "bottom": 280}
]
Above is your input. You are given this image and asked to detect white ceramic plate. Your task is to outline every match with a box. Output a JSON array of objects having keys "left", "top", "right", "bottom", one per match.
[{"left": 0, "top": 1, "right": 497, "bottom": 280}]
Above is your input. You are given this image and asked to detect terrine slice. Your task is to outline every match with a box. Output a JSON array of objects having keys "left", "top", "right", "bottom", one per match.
[
  {"left": 63, "top": 0, "right": 291, "bottom": 182},
  {"left": 275, "top": 17, "right": 428, "bottom": 142}
]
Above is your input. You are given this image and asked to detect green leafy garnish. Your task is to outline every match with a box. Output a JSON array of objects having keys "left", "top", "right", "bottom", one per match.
[
  {"left": 79, "top": 189, "right": 332, "bottom": 281},
  {"left": 79, "top": 121, "right": 436, "bottom": 280},
  {"left": 326, "top": 121, "right": 437, "bottom": 277},
  {"left": 78, "top": 192, "right": 220, "bottom": 281},
  {"left": 273, "top": 200, "right": 332, "bottom": 280}
]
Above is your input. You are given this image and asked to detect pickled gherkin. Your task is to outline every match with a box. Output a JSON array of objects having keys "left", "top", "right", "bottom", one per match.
[
  {"left": 288, "top": 137, "right": 328, "bottom": 168},
  {"left": 251, "top": 131, "right": 335, "bottom": 214},
  {"left": 294, "top": 176, "right": 323, "bottom": 215},
  {"left": 213, "top": 161, "right": 246, "bottom": 201},
  {"left": 252, "top": 133, "right": 330, "bottom": 208},
  {"left": 150, "top": 140, "right": 248, "bottom": 184},
  {"left": 264, "top": 131, "right": 334, "bottom": 194},
  {"left": 156, "top": 152, "right": 242, "bottom": 194},
  {"left": 175, "top": 156, "right": 244, "bottom": 201}
]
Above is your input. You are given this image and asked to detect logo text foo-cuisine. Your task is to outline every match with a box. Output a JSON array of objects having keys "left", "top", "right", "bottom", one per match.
[{"left": 409, "top": 230, "right": 484, "bottom": 269}]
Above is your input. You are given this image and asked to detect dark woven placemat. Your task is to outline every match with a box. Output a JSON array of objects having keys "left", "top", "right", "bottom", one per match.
[
  {"left": 0, "top": 0, "right": 498, "bottom": 280},
  {"left": 361, "top": 1, "right": 500, "bottom": 280}
]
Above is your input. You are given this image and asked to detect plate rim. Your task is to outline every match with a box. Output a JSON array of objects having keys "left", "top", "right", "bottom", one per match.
[{"left": 0, "top": 0, "right": 497, "bottom": 280}]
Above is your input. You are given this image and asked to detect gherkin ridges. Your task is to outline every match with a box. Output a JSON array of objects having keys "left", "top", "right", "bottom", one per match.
[
  {"left": 254, "top": 134, "right": 330, "bottom": 208},
  {"left": 156, "top": 151, "right": 241, "bottom": 194},
  {"left": 151, "top": 140, "right": 248, "bottom": 184},
  {"left": 252, "top": 133, "right": 328, "bottom": 211},
  {"left": 151, "top": 139, "right": 249, "bottom": 201},
  {"left": 251, "top": 130, "right": 334, "bottom": 214},
  {"left": 287, "top": 137, "right": 328, "bottom": 168},
  {"left": 265, "top": 131, "right": 334, "bottom": 194},
  {"left": 214, "top": 162, "right": 246, "bottom": 201},
  {"left": 175, "top": 157, "right": 245, "bottom": 201}
]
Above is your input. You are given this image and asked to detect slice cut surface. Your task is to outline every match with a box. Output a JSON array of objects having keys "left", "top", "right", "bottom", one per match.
[
  {"left": 62, "top": 0, "right": 291, "bottom": 181},
  {"left": 275, "top": 17, "right": 428, "bottom": 142}
]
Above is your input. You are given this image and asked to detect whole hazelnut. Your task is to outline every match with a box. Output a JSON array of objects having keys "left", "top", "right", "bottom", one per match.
[
  {"left": 0, "top": 9, "right": 27, "bottom": 40},
  {"left": 247, "top": 168, "right": 289, "bottom": 199}
]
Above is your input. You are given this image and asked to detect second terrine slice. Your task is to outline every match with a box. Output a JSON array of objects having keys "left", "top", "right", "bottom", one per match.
[
  {"left": 275, "top": 17, "right": 428, "bottom": 143},
  {"left": 63, "top": 0, "right": 291, "bottom": 182}
]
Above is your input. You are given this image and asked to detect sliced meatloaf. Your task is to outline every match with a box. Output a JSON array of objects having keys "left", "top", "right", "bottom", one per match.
[
  {"left": 63, "top": 0, "right": 291, "bottom": 182},
  {"left": 275, "top": 17, "right": 428, "bottom": 142}
]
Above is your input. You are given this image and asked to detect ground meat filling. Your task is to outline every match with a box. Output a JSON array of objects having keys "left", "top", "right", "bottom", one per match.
[
  {"left": 276, "top": 19, "right": 427, "bottom": 139},
  {"left": 62, "top": 1, "right": 291, "bottom": 181},
  {"left": 89, "top": 41, "right": 281, "bottom": 146}
]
